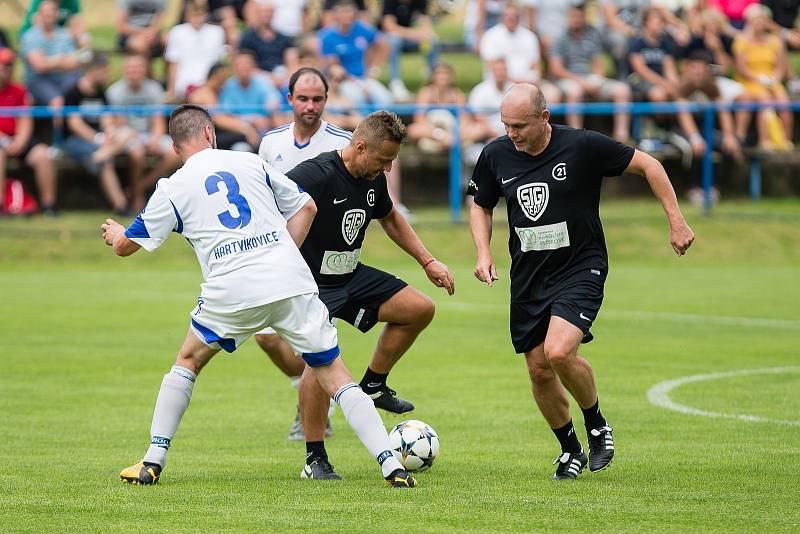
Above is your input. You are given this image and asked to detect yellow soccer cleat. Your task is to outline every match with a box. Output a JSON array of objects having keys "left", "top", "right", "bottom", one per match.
[{"left": 120, "top": 460, "right": 161, "bottom": 485}]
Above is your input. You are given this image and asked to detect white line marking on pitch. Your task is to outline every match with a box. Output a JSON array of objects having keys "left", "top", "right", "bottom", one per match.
[
  {"left": 438, "top": 302, "right": 800, "bottom": 330},
  {"left": 647, "top": 367, "right": 800, "bottom": 427}
]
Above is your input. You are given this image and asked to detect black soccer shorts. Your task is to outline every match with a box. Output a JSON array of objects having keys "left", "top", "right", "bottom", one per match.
[
  {"left": 509, "top": 267, "right": 606, "bottom": 354},
  {"left": 319, "top": 264, "right": 408, "bottom": 333}
]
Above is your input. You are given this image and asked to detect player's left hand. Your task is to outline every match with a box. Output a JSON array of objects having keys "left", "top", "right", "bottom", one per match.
[
  {"left": 670, "top": 220, "right": 694, "bottom": 256},
  {"left": 101, "top": 218, "right": 125, "bottom": 247},
  {"left": 424, "top": 260, "right": 455, "bottom": 295}
]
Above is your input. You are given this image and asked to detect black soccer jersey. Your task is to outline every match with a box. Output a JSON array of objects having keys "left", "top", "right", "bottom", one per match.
[
  {"left": 467, "top": 125, "right": 634, "bottom": 302},
  {"left": 286, "top": 150, "right": 393, "bottom": 287}
]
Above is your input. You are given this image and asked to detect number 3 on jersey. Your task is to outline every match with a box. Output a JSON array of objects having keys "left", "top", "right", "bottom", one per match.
[{"left": 205, "top": 171, "right": 252, "bottom": 229}]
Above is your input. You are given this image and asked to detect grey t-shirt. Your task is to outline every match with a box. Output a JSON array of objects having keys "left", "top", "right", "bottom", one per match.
[
  {"left": 117, "top": 0, "right": 165, "bottom": 29},
  {"left": 106, "top": 78, "right": 164, "bottom": 134},
  {"left": 550, "top": 26, "right": 603, "bottom": 76}
]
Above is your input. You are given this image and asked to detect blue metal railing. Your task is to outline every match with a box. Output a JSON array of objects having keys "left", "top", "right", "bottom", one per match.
[{"left": 2, "top": 100, "right": 797, "bottom": 220}]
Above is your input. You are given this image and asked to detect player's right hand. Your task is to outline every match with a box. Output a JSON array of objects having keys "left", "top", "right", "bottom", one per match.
[{"left": 474, "top": 256, "right": 499, "bottom": 287}]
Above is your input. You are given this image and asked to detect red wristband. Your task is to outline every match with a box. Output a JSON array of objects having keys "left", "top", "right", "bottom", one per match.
[{"left": 422, "top": 258, "right": 436, "bottom": 269}]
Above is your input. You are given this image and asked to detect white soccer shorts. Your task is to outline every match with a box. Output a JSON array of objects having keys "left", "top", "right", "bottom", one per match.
[{"left": 189, "top": 292, "right": 339, "bottom": 365}]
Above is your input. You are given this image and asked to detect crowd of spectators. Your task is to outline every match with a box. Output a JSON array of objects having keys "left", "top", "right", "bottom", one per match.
[{"left": 3, "top": 0, "right": 800, "bottom": 214}]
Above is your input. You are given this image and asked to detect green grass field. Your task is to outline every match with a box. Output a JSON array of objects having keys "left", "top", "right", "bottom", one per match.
[{"left": 2, "top": 200, "right": 800, "bottom": 532}]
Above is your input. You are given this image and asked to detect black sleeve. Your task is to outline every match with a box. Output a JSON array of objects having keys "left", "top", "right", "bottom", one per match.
[
  {"left": 286, "top": 159, "right": 329, "bottom": 202},
  {"left": 373, "top": 173, "right": 394, "bottom": 219},
  {"left": 584, "top": 130, "right": 635, "bottom": 177},
  {"left": 466, "top": 147, "right": 502, "bottom": 209}
]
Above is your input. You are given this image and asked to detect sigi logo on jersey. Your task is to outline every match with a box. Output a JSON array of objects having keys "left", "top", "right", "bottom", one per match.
[
  {"left": 367, "top": 189, "right": 375, "bottom": 206},
  {"left": 517, "top": 183, "right": 549, "bottom": 222},
  {"left": 552, "top": 162, "right": 567, "bottom": 181},
  {"left": 342, "top": 209, "right": 366, "bottom": 245}
]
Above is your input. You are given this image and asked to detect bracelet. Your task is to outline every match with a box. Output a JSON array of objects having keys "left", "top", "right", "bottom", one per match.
[{"left": 422, "top": 258, "right": 436, "bottom": 269}]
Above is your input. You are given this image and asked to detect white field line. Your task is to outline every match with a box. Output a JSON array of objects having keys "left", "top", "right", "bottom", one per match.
[
  {"left": 437, "top": 302, "right": 800, "bottom": 330},
  {"left": 646, "top": 367, "right": 800, "bottom": 427}
]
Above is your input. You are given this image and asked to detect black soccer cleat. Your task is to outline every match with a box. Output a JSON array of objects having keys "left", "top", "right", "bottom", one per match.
[
  {"left": 300, "top": 456, "right": 342, "bottom": 480},
  {"left": 552, "top": 450, "right": 588, "bottom": 481},
  {"left": 368, "top": 386, "right": 414, "bottom": 414},
  {"left": 120, "top": 460, "right": 162, "bottom": 485},
  {"left": 587, "top": 425, "right": 614, "bottom": 472},
  {"left": 386, "top": 469, "right": 417, "bottom": 488}
]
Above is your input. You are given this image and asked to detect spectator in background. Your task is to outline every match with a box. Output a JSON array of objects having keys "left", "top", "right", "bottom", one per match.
[
  {"left": 319, "top": 0, "right": 393, "bottom": 106},
  {"left": 479, "top": 4, "right": 561, "bottom": 104},
  {"left": 465, "top": 0, "right": 536, "bottom": 53},
  {"left": 165, "top": 0, "right": 227, "bottom": 101},
  {"left": 19, "top": 0, "right": 81, "bottom": 106},
  {"left": 674, "top": 49, "right": 741, "bottom": 202},
  {"left": 20, "top": 0, "right": 90, "bottom": 50},
  {"left": 239, "top": 0, "right": 297, "bottom": 85},
  {"left": 188, "top": 62, "right": 260, "bottom": 151},
  {"left": 407, "top": 63, "right": 485, "bottom": 153},
  {"left": 682, "top": 8, "right": 744, "bottom": 103},
  {"left": 0, "top": 48, "right": 58, "bottom": 216},
  {"left": 381, "top": 0, "right": 440, "bottom": 102},
  {"left": 468, "top": 58, "right": 513, "bottom": 144},
  {"left": 106, "top": 54, "right": 180, "bottom": 211},
  {"left": 182, "top": 0, "right": 245, "bottom": 46},
  {"left": 733, "top": 3, "right": 792, "bottom": 149},
  {"left": 220, "top": 50, "right": 283, "bottom": 134},
  {"left": 528, "top": 0, "right": 575, "bottom": 53},
  {"left": 628, "top": 7, "right": 681, "bottom": 103},
  {"left": 549, "top": 2, "right": 631, "bottom": 141},
  {"left": 63, "top": 54, "right": 136, "bottom": 215},
  {"left": 599, "top": 0, "right": 649, "bottom": 77},
  {"left": 117, "top": 0, "right": 165, "bottom": 58},
  {"left": 271, "top": 0, "right": 308, "bottom": 38}
]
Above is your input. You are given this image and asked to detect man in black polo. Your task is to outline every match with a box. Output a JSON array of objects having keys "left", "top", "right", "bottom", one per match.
[
  {"left": 468, "top": 83, "right": 694, "bottom": 480},
  {"left": 278, "top": 110, "right": 455, "bottom": 479}
]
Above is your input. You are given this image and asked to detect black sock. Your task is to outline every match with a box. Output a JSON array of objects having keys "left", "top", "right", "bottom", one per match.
[
  {"left": 359, "top": 367, "right": 388, "bottom": 394},
  {"left": 552, "top": 420, "right": 583, "bottom": 454},
  {"left": 581, "top": 398, "right": 607, "bottom": 431},
  {"left": 306, "top": 441, "right": 327, "bottom": 463}
]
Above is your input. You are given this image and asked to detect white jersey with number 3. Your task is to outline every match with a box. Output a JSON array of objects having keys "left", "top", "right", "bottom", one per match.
[
  {"left": 258, "top": 120, "right": 352, "bottom": 174},
  {"left": 125, "top": 148, "right": 318, "bottom": 309}
]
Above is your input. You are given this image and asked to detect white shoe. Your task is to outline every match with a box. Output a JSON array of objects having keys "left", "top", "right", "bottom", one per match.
[{"left": 390, "top": 79, "right": 412, "bottom": 102}]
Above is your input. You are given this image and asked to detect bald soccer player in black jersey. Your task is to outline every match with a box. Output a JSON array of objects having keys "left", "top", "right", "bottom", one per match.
[
  {"left": 468, "top": 84, "right": 694, "bottom": 481},
  {"left": 264, "top": 111, "right": 455, "bottom": 479}
]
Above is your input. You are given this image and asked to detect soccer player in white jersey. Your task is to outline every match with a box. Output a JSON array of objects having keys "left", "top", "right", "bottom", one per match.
[
  {"left": 102, "top": 104, "right": 417, "bottom": 488},
  {"left": 257, "top": 68, "right": 353, "bottom": 442}
]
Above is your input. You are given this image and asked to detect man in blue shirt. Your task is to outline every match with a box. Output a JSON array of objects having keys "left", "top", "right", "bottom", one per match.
[
  {"left": 19, "top": 0, "right": 81, "bottom": 105},
  {"left": 318, "top": 0, "right": 393, "bottom": 106},
  {"left": 220, "top": 50, "right": 284, "bottom": 133},
  {"left": 238, "top": 1, "right": 296, "bottom": 82}
]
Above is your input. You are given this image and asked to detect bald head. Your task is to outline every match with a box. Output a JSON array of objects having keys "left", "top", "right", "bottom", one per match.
[
  {"left": 501, "top": 83, "right": 547, "bottom": 117},
  {"left": 499, "top": 84, "right": 551, "bottom": 155}
]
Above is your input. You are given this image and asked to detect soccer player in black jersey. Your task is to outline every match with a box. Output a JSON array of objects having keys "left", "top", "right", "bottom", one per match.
[
  {"left": 260, "top": 111, "right": 455, "bottom": 479},
  {"left": 468, "top": 84, "right": 694, "bottom": 480}
]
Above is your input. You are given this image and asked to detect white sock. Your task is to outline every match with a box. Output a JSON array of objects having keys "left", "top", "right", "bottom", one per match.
[
  {"left": 289, "top": 375, "right": 301, "bottom": 390},
  {"left": 334, "top": 383, "right": 403, "bottom": 478},
  {"left": 143, "top": 365, "right": 196, "bottom": 468}
]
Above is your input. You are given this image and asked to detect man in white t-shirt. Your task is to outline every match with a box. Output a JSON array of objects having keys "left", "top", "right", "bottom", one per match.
[
  {"left": 104, "top": 104, "right": 417, "bottom": 489},
  {"left": 479, "top": 4, "right": 561, "bottom": 104},
  {"left": 257, "top": 68, "right": 352, "bottom": 445},
  {"left": 272, "top": 0, "right": 308, "bottom": 38},
  {"left": 165, "top": 0, "right": 227, "bottom": 100}
]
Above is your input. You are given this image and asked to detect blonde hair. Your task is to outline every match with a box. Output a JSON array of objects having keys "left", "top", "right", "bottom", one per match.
[{"left": 744, "top": 3, "right": 772, "bottom": 22}]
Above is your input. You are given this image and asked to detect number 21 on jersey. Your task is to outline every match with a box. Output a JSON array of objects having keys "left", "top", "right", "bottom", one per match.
[{"left": 205, "top": 171, "right": 252, "bottom": 229}]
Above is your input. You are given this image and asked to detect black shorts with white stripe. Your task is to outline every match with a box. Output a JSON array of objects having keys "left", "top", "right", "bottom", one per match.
[{"left": 319, "top": 264, "right": 408, "bottom": 333}]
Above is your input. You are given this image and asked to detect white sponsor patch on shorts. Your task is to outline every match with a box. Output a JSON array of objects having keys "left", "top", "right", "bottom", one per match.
[
  {"left": 320, "top": 248, "right": 361, "bottom": 275},
  {"left": 515, "top": 221, "right": 570, "bottom": 252}
]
